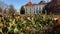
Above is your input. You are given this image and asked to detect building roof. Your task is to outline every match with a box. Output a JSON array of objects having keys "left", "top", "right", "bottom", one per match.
[
  {"left": 39, "top": 1, "right": 47, "bottom": 5},
  {"left": 25, "top": 1, "right": 33, "bottom": 6},
  {"left": 25, "top": 1, "right": 47, "bottom": 6}
]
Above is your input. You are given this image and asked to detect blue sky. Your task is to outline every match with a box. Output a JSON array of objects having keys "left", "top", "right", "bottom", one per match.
[{"left": 0, "top": 0, "right": 50, "bottom": 9}]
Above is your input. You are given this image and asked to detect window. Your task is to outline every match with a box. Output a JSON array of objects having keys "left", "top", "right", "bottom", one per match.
[{"left": 30, "top": 8, "right": 31, "bottom": 14}]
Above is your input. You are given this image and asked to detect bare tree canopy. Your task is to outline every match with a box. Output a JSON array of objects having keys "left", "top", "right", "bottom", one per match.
[
  {"left": 43, "top": 0, "right": 60, "bottom": 15},
  {"left": 8, "top": 5, "right": 15, "bottom": 15},
  {"left": 0, "top": 8, "right": 2, "bottom": 13}
]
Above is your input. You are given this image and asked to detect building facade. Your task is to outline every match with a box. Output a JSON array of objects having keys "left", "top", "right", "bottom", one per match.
[{"left": 23, "top": 1, "right": 47, "bottom": 14}]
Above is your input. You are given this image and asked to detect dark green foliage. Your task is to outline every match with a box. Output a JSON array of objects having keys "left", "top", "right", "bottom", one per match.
[
  {"left": 11, "top": 25, "right": 15, "bottom": 29},
  {"left": 2, "top": 27, "right": 8, "bottom": 33},
  {"left": 6, "top": 19, "right": 10, "bottom": 22},
  {"left": 20, "top": 6, "right": 25, "bottom": 14},
  {"left": 17, "top": 23, "right": 24, "bottom": 28},
  {"left": 0, "top": 15, "right": 2, "bottom": 17},
  {"left": 52, "top": 20, "right": 56, "bottom": 24},
  {"left": 8, "top": 30, "right": 15, "bottom": 34},
  {"left": 0, "top": 32, "right": 2, "bottom": 34},
  {"left": 1, "top": 19, "right": 4, "bottom": 23}
]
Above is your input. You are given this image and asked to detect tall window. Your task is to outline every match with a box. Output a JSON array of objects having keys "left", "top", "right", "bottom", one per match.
[
  {"left": 26, "top": 8, "right": 27, "bottom": 14},
  {"left": 36, "top": 8, "right": 38, "bottom": 14},
  {"left": 30, "top": 8, "right": 31, "bottom": 14}
]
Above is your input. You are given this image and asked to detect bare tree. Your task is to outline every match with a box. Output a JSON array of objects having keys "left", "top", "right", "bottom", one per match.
[
  {"left": 8, "top": 5, "right": 15, "bottom": 15},
  {"left": 0, "top": 8, "right": 2, "bottom": 13},
  {"left": 4, "top": 8, "right": 7, "bottom": 14},
  {"left": 43, "top": 0, "right": 60, "bottom": 14}
]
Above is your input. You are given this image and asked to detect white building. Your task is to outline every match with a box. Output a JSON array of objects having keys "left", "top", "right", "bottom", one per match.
[{"left": 24, "top": 1, "right": 47, "bottom": 14}]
